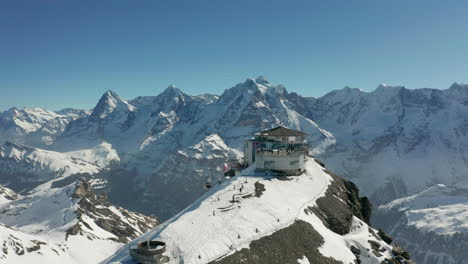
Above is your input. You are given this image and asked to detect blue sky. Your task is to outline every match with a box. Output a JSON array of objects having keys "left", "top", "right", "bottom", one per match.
[{"left": 1, "top": 0, "right": 467, "bottom": 111}]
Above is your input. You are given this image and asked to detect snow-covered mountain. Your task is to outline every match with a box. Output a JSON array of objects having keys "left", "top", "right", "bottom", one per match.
[
  {"left": 375, "top": 183, "right": 468, "bottom": 264},
  {"left": 302, "top": 83, "right": 468, "bottom": 205},
  {"left": 0, "top": 107, "right": 88, "bottom": 148},
  {"left": 105, "top": 158, "right": 413, "bottom": 264},
  {"left": 0, "top": 178, "right": 158, "bottom": 263},
  {"left": 1, "top": 77, "right": 467, "bottom": 262}
]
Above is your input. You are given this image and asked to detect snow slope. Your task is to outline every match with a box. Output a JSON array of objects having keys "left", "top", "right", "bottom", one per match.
[
  {"left": 64, "top": 141, "right": 120, "bottom": 168},
  {"left": 0, "top": 178, "right": 158, "bottom": 264},
  {"left": 0, "top": 141, "right": 101, "bottom": 191},
  {"left": 375, "top": 184, "right": 468, "bottom": 264},
  {"left": 105, "top": 159, "right": 409, "bottom": 264}
]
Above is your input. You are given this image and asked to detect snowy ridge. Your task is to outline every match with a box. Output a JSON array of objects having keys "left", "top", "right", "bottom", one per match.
[
  {"left": 375, "top": 183, "right": 468, "bottom": 264},
  {"left": 178, "top": 134, "right": 242, "bottom": 160},
  {"left": 105, "top": 159, "right": 404, "bottom": 264},
  {"left": 379, "top": 184, "right": 468, "bottom": 234},
  {"left": 64, "top": 142, "right": 120, "bottom": 168},
  {"left": 0, "top": 142, "right": 100, "bottom": 187},
  {"left": 0, "top": 178, "right": 158, "bottom": 264}
]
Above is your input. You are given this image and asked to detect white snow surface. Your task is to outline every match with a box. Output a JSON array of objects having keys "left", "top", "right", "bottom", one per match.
[
  {"left": 65, "top": 141, "right": 120, "bottom": 167},
  {"left": 0, "top": 182, "right": 120, "bottom": 263},
  {"left": 297, "top": 256, "right": 310, "bottom": 264},
  {"left": 105, "top": 159, "right": 394, "bottom": 264},
  {"left": 178, "top": 134, "right": 242, "bottom": 160},
  {"left": 0, "top": 142, "right": 101, "bottom": 182},
  {"left": 379, "top": 183, "right": 468, "bottom": 234}
]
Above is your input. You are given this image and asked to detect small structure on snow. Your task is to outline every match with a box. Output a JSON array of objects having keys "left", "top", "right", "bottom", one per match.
[
  {"left": 129, "top": 240, "right": 170, "bottom": 264},
  {"left": 223, "top": 158, "right": 246, "bottom": 176}
]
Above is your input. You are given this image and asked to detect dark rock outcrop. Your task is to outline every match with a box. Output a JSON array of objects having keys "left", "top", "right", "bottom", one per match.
[
  {"left": 66, "top": 179, "right": 159, "bottom": 243},
  {"left": 211, "top": 220, "right": 341, "bottom": 264},
  {"left": 311, "top": 170, "right": 373, "bottom": 235}
]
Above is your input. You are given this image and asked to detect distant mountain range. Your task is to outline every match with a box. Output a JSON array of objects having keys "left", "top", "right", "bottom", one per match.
[{"left": 0, "top": 77, "right": 467, "bottom": 263}]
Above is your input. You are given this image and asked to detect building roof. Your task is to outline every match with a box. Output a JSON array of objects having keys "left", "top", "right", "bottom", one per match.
[{"left": 258, "top": 126, "right": 308, "bottom": 137}]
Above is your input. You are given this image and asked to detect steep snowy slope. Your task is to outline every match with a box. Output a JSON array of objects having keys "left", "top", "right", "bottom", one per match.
[
  {"left": 375, "top": 184, "right": 468, "bottom": 264},
  {"left": 105, "top": 158, "right": 413, "bottom": 264},
  {"left": 0, "top": 107, "right": 87, "bottom": 147},
  {"left": 64, "top": 141, "right": 120, "bottom": 168},
  {"left": 0, "top": 178, "right": 158, "bottom": 264}
]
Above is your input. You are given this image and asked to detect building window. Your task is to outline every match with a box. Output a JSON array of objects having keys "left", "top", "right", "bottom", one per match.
[{"left": 290, "top": 160, "right": 299, "bottom": 166}]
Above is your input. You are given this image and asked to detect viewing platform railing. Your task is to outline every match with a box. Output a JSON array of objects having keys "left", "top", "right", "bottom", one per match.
[{"left": 256, "top": 148, "right": 306, "bottom": 157}]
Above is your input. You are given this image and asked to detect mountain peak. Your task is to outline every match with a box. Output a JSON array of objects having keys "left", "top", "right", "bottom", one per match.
[
  {"left": 376, "top": 83, "right": 390, "bottom": 90},
  {"left": 102, "top": 90, "right": 119, "bottom": 99},
  {"left": 158, "top": 85, "right": 185, "bottom": 99},
  {"left": 255, "top": 76, "right": 269, "bottom": 85},
  {"left": 91, "top": 90, "right": 123, "bottom": 119},
  {"left": 164, "top": 85, "right": 182, "bottom": 94},
  {"left": 449, "top": 82, "right": 468, "bottom": 90},
  {"left": 375, "top": 83, "right": 405, "bottom": 92}
]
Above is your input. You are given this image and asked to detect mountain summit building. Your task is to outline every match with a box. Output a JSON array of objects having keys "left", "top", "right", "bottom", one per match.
[{"left": 243, "top": 126, "right": 308, "bottom": 175}]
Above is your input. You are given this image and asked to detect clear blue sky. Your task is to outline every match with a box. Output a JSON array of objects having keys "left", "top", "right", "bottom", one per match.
[{"left": 1, "top": 0, "right": 467, "bottom": 111}]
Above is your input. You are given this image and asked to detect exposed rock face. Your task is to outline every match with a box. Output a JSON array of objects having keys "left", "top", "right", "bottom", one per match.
[
  {"left": 0, "top": 224, "right": 48, "bottom": 259},
  {"left": 0, "top": 185, "right": 18, "bottom": 202},
  {"left": 311, "top": 169, "right": 373, "bottom": 235},
  {"left": 212, "top": 220, "right": 341, "bottom": 264},
  {"left": 67, "top": 180, "right": 159, "bottom": 243}
]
